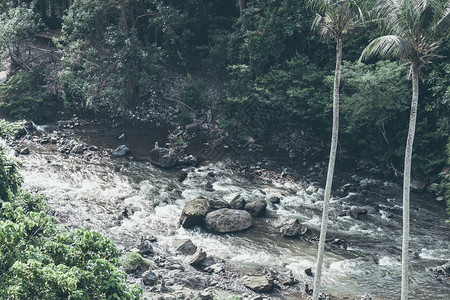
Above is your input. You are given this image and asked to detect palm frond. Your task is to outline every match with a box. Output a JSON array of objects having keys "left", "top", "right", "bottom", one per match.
[
  {"left": 435, "top": 2, "right": 450, "bottom": 34},
  {"left": 359, "top": 35, "right": 411, "bottom": 62},
  {"left": 414, "top": 0, "right": 441, "bottom": 36}
]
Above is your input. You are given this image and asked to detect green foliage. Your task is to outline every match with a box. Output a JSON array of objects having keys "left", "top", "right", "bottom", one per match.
[
  {"left": 0, "top": 146, "right": 21, "bottom": 202},
  {"left": 340, "top": 60, "right": 410, "bottom": 162},
  {"left": 0, "top": 3, "right": 43, "bottom": 69},
  {"left": 0, "top": 192, "right": 142, "bottom": 300},
  {"left": 0, "top": 67, "right": 54, "bottom": 120},
  {"left": 180, "top": 81, "right": 206, "bottom": 110},
  {"left": 59, "top": 0, "right": 163, "bottom": 110}
]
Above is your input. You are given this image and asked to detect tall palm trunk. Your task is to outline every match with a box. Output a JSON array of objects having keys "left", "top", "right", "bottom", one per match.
[
  {"left": 312, "top": 38, "right": 342, "bottom": 300},
  {"left": 401, "top": 63, "right": 419, "bottom": 300},
  {"left": 238, "top": 0, "right": 245, "bottom": 16}
]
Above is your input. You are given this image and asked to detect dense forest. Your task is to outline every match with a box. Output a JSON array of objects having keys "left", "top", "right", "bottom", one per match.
[
  {"left": 0, "top": 0, "right": 449, "bottom": 299},
  {"left": 1, "top": 0, "right": 448, "bottom": 181}
]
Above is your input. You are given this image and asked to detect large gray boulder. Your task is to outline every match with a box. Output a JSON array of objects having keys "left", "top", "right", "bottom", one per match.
[
  {"left": 205, "top": 208, "right": 252, "bottom": 233},
  {"left": 240, "top": 276, "right": 274, "bottom": 293},
  {"left": 180, "top": 198, "right": 210, "bottom": 228},
  {"left": 150, "top": 147, "right": 178, "bottom": 168},
  {"left": 245, "top": 199, "right": 267, "bottom": 217}
]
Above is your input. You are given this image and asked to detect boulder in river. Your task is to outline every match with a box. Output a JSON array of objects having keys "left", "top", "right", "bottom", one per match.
[
  {"left": 245, "top": 199, "right": 267, "bottom": 217},
  {"left": 348, "top": 208, "right": 368, "bottom": 219},
  {"left": 189, "top": 248, "right": 207, "bottom": 266},
  {"left": 240, "top": 275, "right": 274, "bottom": 293},
  {"left": 150, "top": 147, "right": 178, "bottom": 168},
  {"left": 19, "top": 147, "right": 30, "bottom": 155},
  {"left": 280, "top": 219, "right": 307, "bottom": 237},
  {"left": 175, "top": 239, "right": 197, "bottom": 255},
  {"left": 268, "top": 196, "right": 281, "bottom": 204},
  {"left": 137, "top": 239, "right": 154, "bottom": 256},
  {"left": 230, "top": 194, "right": 246, "bottom": 209},
  {"left": 142, "top": 270, "right": 158, "bottom": 286},
  {"left": 208, "top": 198, "right": 230, "bottom": 210},
  {"left": 204, "top": 208, "right": 252, "bottom": 233},
  {"left": 180, "top": 198, "right": 210, "bottom": 228},
  {"left": 112, "top": 145, "right": 129, "bottom": 157}
]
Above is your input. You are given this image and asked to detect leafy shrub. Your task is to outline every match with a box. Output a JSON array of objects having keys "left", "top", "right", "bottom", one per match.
[
  {"left": 0, "top": 3, "right": 43, "bottom": 69},
  {"left": 0, "top": 146, "right": 21, "bottom": 202},
  {"left": 180, "top": 81, "right": 206, "bottom": 110},
  {"left": 0, "top": 67, "right": 54, "bottom": 120}
]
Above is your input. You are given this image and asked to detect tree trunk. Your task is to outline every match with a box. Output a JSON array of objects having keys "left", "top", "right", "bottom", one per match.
[
  {"left": 400, "top": 63, "right": 419, "bottom": 300},
  {"left": 238, "top": 0, "right": 245, "bottom": 16},
  {"left": 312, "top": 38, "right": 342, "bottom": 300}
]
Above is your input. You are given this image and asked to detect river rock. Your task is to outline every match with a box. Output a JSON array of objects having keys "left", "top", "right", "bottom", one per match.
[
  {"left": 178, "top": 171, "right": 188, "bottom": 182},
  {"left": 230, "top": 194, "right": 246, "bottom": 209},
  {"left": 138, "top": 239, "right": 154, "bottom": 256},
  {"left": 189, "top": 248, "right": 207, "bottom": 266},
  {"left": 348, "top": 208, "right": 368, "bottom": 219},
  {"left": 180, "top": 155, "right": 198, "bottom": 166},
  {"left": 280, "top": 219, "right": 307, "bottom": 237},
  {"left": 150, "top": 147, "right": 178, "bottom": 168},
  {"left": 19, "top": 147, "right": 30, "bottom": 155},
  {"left": 245, "top": 199, "right": 267, "bottom": 217},
  {"left": 208, "top": 198, "right": 230, "bottom": 210},
  {"left": 241, "top": 275, "right": 274, "bottom": 293},
  {"left": 205, "top": 208, "right": 252, "bottom": 233},
  {"left": 175, "top": 239, "right": 197, "bottom": 255},
  {"left": 180, "top": 198, "right": 210, "bottom": 228},
  {"left": 142, "top": 270, "right": 158, "bottom": 286},
  {"left": 268, "top": 196, "right": 281, "bottom": 204},
  {"left": 71, "top": 144, "right": 84, "bottom": 154},
  {"left": 112, "top": 145, "right": 129, "bottom": 156}
]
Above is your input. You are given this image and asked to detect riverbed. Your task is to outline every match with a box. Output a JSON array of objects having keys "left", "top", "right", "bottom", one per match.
[{"left": 14, "top": 121, "right": 450, "bottom": 299}]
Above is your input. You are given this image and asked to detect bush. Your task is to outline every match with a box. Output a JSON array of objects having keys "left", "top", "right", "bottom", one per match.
[
  {"left": 0, "top": 67, "right": 54, "bottom": 121},
  {"left": 180, "top": 81, "right": 206, "bottom": 110}
]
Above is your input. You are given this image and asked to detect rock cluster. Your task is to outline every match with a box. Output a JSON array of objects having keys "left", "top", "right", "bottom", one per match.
[{"left": 179, "top": 196, "right": 268, "bottom": 234}]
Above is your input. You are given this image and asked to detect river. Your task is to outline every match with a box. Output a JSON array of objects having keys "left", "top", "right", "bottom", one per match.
[{"left": 14, "top": 121, "right": 450, "bottom": 300}]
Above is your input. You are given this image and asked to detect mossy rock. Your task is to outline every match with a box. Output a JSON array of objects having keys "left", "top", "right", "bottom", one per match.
[{"left": 119, "top": 252, "right": 156, "bottom": 274}]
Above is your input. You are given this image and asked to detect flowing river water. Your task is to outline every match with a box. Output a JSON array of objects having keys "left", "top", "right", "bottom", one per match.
[{"left": 13, "top": 122, "right": 450, "bottom": 300}]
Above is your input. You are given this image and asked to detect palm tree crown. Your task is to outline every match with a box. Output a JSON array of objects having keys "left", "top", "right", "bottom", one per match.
[
  {"left": 360, "top": 0, "right": 449, "bottom": 68},
  {"left": 309, "top": 0, "right": 365, "bottom": 41}
]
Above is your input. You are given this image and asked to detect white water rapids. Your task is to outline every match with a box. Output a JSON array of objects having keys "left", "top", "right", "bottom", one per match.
[{"left": 18, "top": 142, "right": 450, "bottom": 300}]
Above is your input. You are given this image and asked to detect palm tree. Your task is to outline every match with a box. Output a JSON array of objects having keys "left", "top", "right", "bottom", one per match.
[
  {"left": 360, "top": 1, "right": 449, "bottom": 299},
  {"left": 307, "top": 1, "right": 364, "bottom": 299}
]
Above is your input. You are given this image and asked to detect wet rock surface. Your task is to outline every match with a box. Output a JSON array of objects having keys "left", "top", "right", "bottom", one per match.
[
  {"left": 150, "top": 147, "right": 178, "bottom": 168},
  {"left": 179, "top": 198, "right": 210, "bottom": 229},
  {"left": 280, "top": 219, "right": 308, "bottom": 237},
  {"left": 204, "top": 208, "right": 253, "bottom": 233}
]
